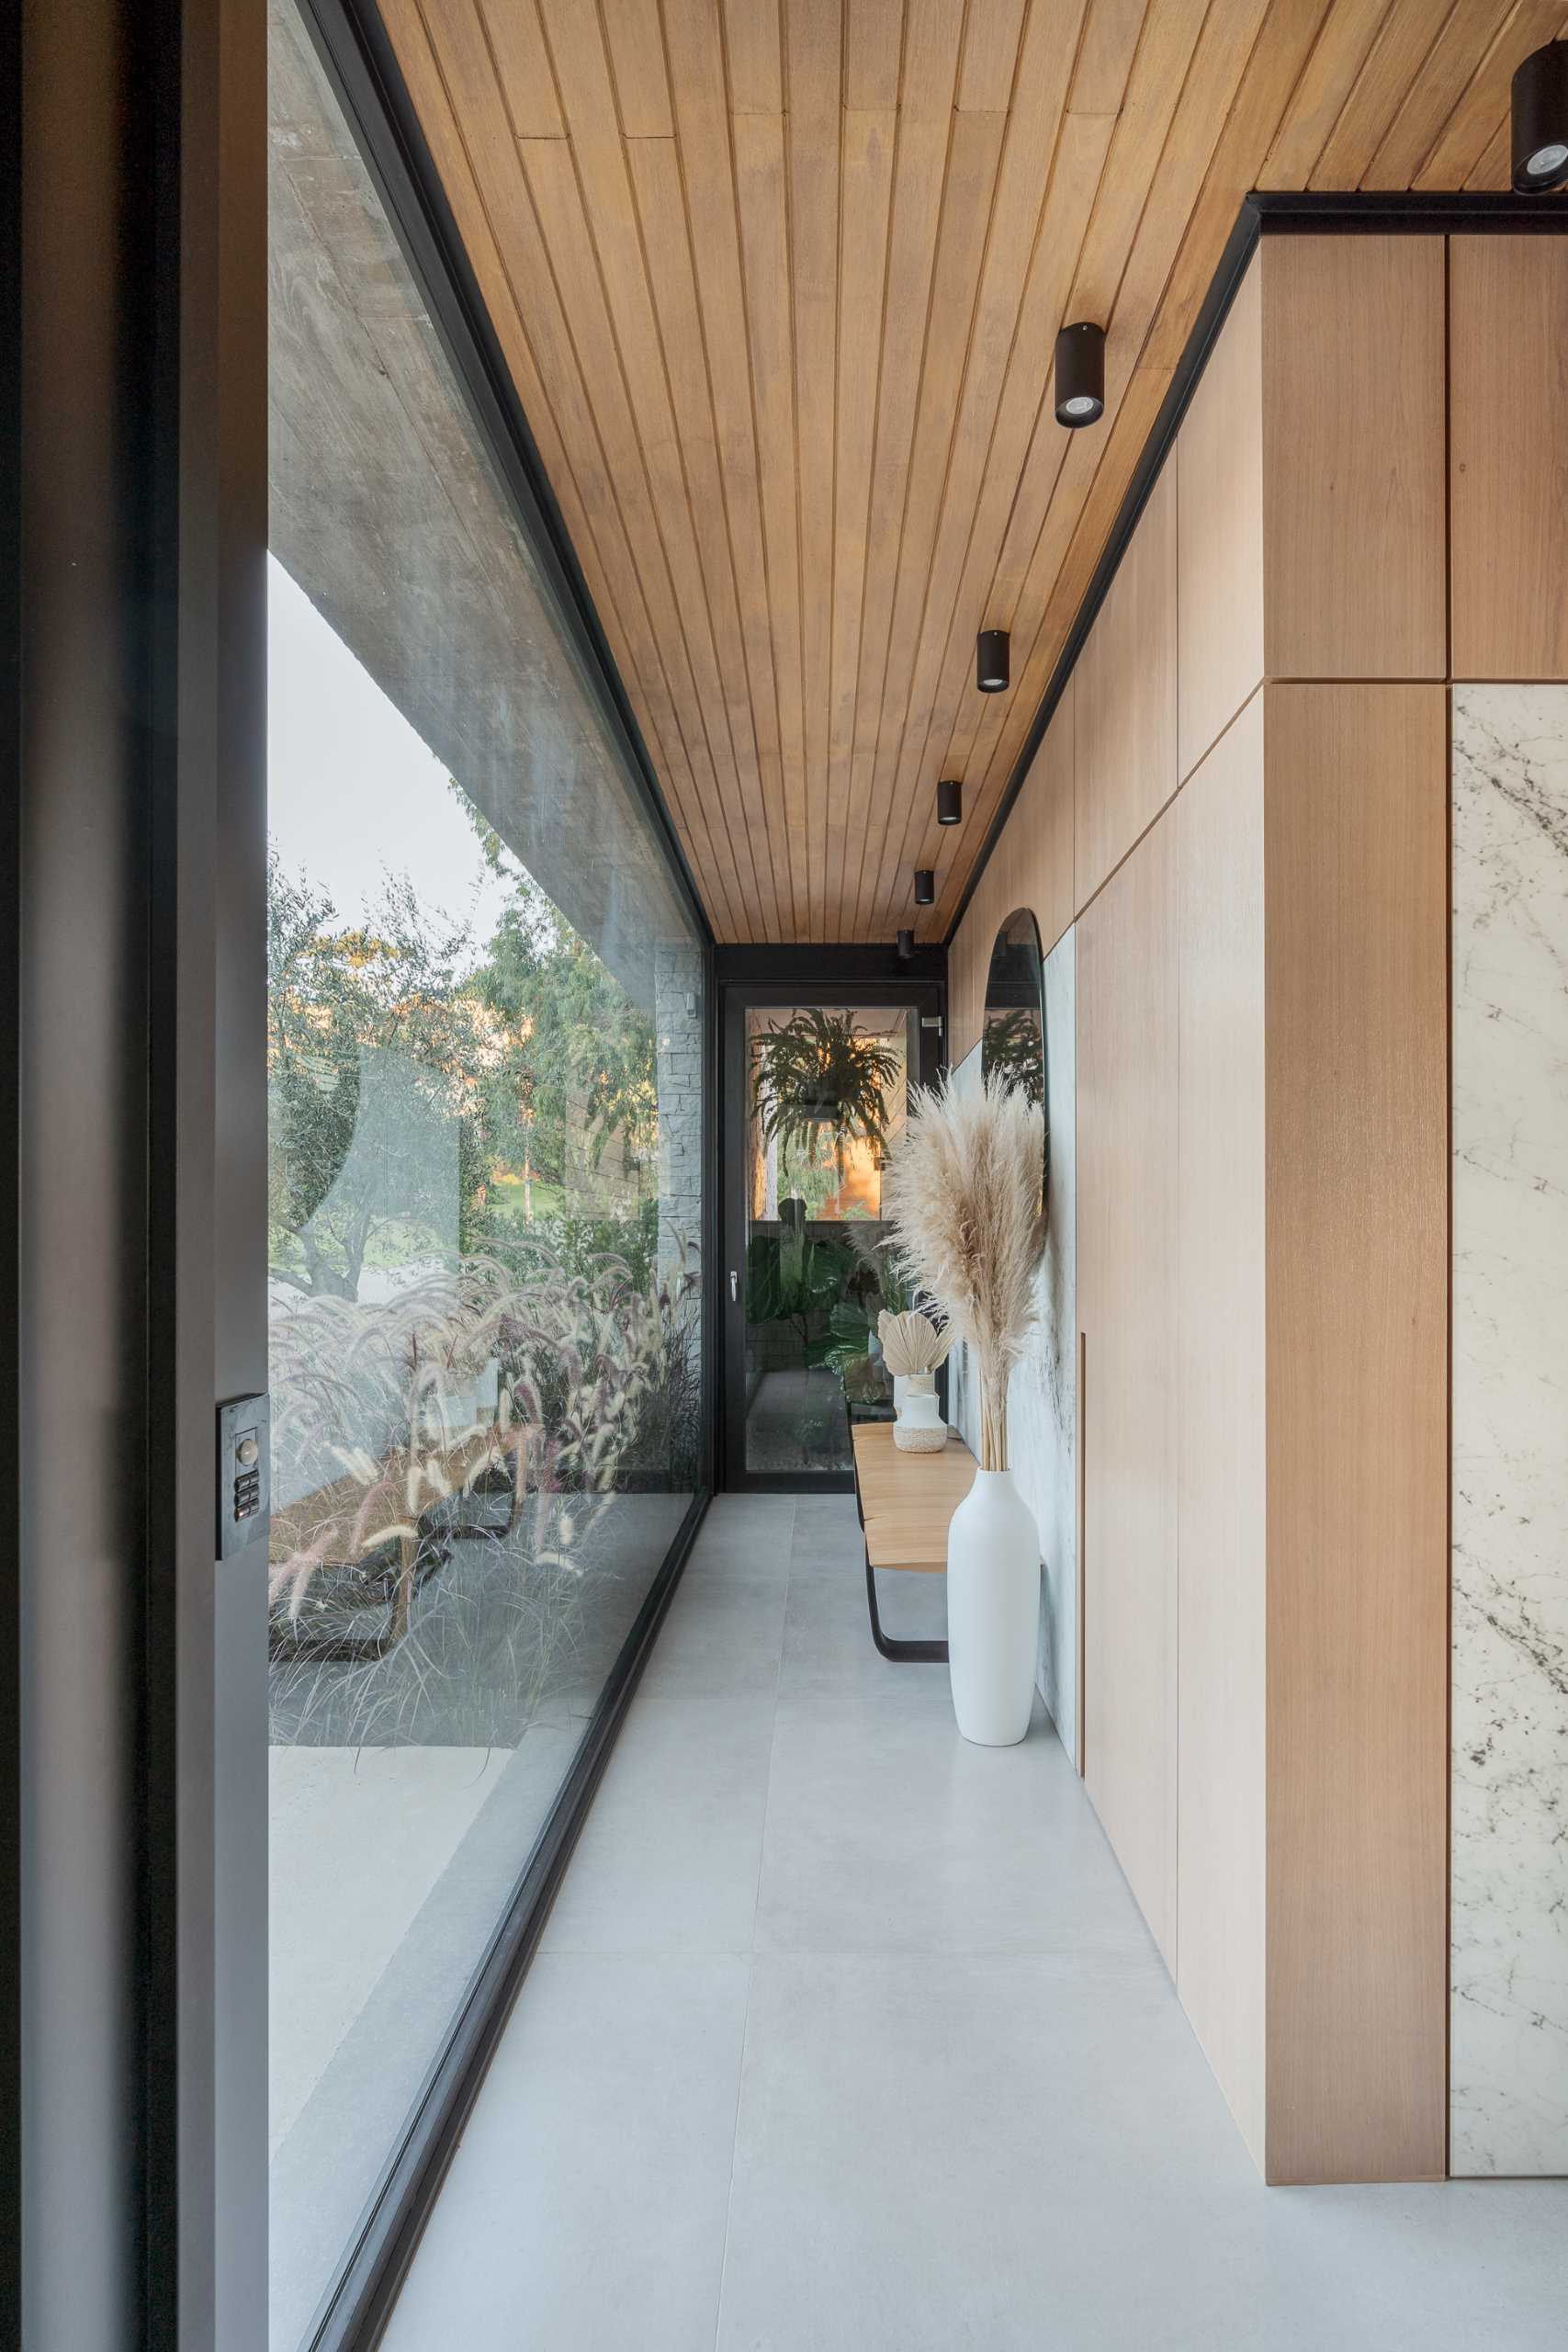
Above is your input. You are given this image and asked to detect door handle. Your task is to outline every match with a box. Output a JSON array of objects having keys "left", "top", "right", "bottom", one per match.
[{"left": 729, "top": 1270, "right": 739, "bottom": 1304}]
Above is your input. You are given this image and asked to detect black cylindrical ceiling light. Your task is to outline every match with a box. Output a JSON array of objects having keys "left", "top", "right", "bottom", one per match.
[
  {"left": 913, "top": 868, "right": 935, "bottom": 907},
  {"left": 1513, "top": 40, "right": 1568, "bottom": 189},
  {"left": 897, "top": 927, "right": 915, "bottom": 960},
  {"left": 976, "top": 628, "right": 1010, "bottom": 692},
  {"left": 937, "top": 778, "right": 963, "bottom": 827},
  {"left": 1055, "top": 321, "right": 1105, "bottom": 426}
]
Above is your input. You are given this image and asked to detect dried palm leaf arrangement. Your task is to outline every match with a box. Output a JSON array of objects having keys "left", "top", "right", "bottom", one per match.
[
  {"left": 875, "top": 1308, "right": 953, "bottom": 1378},
  {"left": 881, "top": 1070, "right": 1045, "bottom": 1471}
]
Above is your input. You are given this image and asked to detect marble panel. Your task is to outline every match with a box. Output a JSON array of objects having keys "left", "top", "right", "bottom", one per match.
[{"left": 1450, "top": 683, "right": 1568, "bottom": 2177}]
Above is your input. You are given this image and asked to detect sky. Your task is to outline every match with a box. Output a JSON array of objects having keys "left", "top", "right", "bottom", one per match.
[{"left": 266, "top": 555, "right": 514, "bottom": 956}]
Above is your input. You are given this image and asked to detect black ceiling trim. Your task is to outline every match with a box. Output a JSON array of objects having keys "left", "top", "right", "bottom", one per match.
[
  {"left": 944, "top": 186, "right": 1568, "bottom": 949},
  {"left": 716, "top": 943, "right": 946, "bottom": 992},
  {"left": 1251, "top": 187, "right": 1568, "bottom": 232}
]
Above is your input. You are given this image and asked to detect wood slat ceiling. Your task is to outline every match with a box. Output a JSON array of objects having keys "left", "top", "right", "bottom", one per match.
[{"left": 379, "top": 0, "right": 1564, "bottom": 943}]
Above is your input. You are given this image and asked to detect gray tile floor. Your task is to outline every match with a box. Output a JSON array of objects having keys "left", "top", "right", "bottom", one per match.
[{"left": 382, "top": 1496, "right": 1568, "bottom": 2352}]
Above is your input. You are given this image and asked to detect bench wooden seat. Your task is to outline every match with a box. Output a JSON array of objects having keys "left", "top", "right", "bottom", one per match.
[{"left": 850, "top": 1419, "right": 976, "bottom": 1661}]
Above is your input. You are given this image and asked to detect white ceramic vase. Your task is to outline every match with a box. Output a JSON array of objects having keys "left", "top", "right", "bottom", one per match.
[
  {"left": 946, "top": 1467, "right": 1039, "bottom": 1746},
  {"left": 893, "top": 1381, "right": 946, "bottom": 1453}
]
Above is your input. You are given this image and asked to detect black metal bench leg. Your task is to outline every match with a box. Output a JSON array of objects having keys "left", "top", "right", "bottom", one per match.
[{"left": 863, "top": 1544, "right": 948, "bottom": 1664}]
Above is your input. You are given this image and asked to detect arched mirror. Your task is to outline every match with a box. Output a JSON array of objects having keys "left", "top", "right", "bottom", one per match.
[{"left": 982, "top": 905, "right": 1047, "bottom": 1183}]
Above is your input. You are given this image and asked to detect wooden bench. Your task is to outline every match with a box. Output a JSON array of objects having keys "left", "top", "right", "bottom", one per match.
[{"left": 849, "top": 1419, "right": 976, "bottom": 1664}]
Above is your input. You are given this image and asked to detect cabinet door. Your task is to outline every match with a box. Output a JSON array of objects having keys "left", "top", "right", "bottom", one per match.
[{"left": 1076, "top": 810, "right": 1179, "bottom": 1966}]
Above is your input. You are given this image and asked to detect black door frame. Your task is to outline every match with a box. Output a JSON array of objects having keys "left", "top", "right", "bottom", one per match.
[{"left": 719, "top": 956, "right": 945, "bottom": 1494}]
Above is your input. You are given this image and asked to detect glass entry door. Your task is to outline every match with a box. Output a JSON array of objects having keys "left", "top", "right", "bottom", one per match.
[{"left": 722, "top": 986, "right": 942, "bottom": 1487}]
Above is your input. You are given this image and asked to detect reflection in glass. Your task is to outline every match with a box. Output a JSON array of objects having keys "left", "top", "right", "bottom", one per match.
[
  {"left": 741, "top": 1003, "right": 917, "bottom": 1474},
  {"left": 983, "top": 908, "right": 1047, "bottom": 1112},
  {"left": 265, "top": 6, "right": 704, "bottom": 2340}
]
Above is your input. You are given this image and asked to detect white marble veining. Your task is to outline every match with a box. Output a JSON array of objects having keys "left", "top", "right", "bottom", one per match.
[
  {"left": 1450, "top": 684, "right": 1568, "bottom": 2179},
  {"left": 949, "top": 927, "right": 1077, "bottom": 1754}
]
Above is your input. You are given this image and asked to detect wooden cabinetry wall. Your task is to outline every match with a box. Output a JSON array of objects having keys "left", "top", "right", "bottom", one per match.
[{"left": 949, "top": 232, "right": 1461, "bottom": 2185}]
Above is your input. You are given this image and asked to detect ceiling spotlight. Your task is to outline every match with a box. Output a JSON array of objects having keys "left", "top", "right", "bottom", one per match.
[
  {"left": 1055, "top": 321, "right": 1105, "bottom": 427},
  {"left": 1513, "top": 40, "right": 1568, "bottom": 189},
  {"left": 976, "top": 629, "right": 1010, "bottom": 693},
  {"left": 936, "top": 778, "right": 963, "bottom": 827},
  {"left": 897, "top": 927, "right": 915, "bottom": 960},
  {"left": 914, "top": 869, "right": 935, "bottom": 907}
]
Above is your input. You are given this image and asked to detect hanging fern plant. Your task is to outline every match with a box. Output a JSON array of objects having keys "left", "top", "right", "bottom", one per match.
[{"left": 750, "top": 1008, "right": 902, "bottom": 1189}]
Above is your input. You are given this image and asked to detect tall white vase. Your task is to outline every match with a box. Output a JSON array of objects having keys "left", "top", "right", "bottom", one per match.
[{"left": 946, "top": 1467, "right": 1039, "bottom": 1746}]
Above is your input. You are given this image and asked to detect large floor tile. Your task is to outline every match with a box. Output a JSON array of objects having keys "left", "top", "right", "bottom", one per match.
[
  {"left": 687, "top": 1494, "right": 796, "bottom": 1582},
  {"left": 716, "top": 1953, "right": 1568, "bottom": 2352},
  {"left": 754, "top": 1686, "right": 1147, "bottom": 1960},
  {"left": 635, "top": 1564, "right": 790, "bottom": 1700},
  {"left": 540, "top": 1688, "right": 775, "bottom": 1954},
  {"left": 779, "top": 1555, "right": 949, "bottom": 1698},
  {"left": 382, "top": 1953, "right": 749, "bottom": 2352}
]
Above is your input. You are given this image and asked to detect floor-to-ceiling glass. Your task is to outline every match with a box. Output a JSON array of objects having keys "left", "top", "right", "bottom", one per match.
[
  {"left": 265, "top": 6, "right": 706, "bottom": 2340},
  {"left": 724, "top": 991, "right": 940, "bottom": 1482}
]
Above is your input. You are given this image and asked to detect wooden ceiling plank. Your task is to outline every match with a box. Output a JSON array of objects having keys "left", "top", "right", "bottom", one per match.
[
  {"left": 837, "top": 1, "right": 965, "bottom": 942},
  {"left": 627, "top": 136, "right": 784, "bottom": 939},
  {"left": 956, "top": 0, "right": 1030, "bottom": 112},
  {"left": 786, "top": 0, "right": 845, "bottom": 941},
  {"left": 537, "top": 12, "right": 781, "bottom": 936},
  {"left": 724, "top": 0, "right": 784, "bottom": 113},
  {"left": 846, "top": 0, "right": 905, "bottom": 109},
  {"left": 867, "top": 0, "right": 1089, "bottom": 932},
  {"left": 474, "top": 0, "right": 565, "bottom": 138},
  {"left": 1363, "top": 0, "right": 1517, "bottom": 187},
  {"left": 853, "top": 111, "right": 1007, "bottom": 936},
  {"left": 663, "top": 0, "right": 806, "bottom": 939},
  {"left": 1307, "top": 0, "right": 1460, "bottom": 187},
  {"left": 1414, "top": 0, "right": 1567, "bottom": 186},
  {"left": 521, "top": 135, "right": 760, "bottom": 934},
  {"left": 827, "top": 107, "right": 897, "bottom": 939},
  {"left": 602, "top": 0, "right": 675, "bottom": 137},
  {"left": 1069, "top": 0, "right": 1155, "bottom": 117},
  {"left": 1145, "top": 0, "right": 1333, "bottom": 370},
  {"left": 1108, "top": 0, "right": 1272, "bottom": 347},
  {"left": 732, "top": 107, "right": 810, "bottom": 939},
  {"left": 1464, "top": 107, "right": 1512, "bottom": 182},
  {"left": 840, "top": 34, "right": 964, "bottom": 939},
  {"left": 383, "top": 0, "right": 738, "bottom": 933},
  {"left": 1068, "top": 0, "right": 1211, "bottom": 321},
  {"left": 1257, "top": 0, "right": 1392, "bottom": 188}
]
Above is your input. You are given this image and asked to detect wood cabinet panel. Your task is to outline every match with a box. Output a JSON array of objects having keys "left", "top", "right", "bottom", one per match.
[
  {"left": 1175, "top": 695, "right": 1267, "bottom": 2170},
  {"left": 1450, "top": 237, "right": 1568, "bottom": 680},
  {"left": 1077, "top": 810, "right": 1179, "bottom": 1969},
  {"left": 947, "top": 677, "right": 1074, "bottom": 1064},
  {"left": 1075, "top": 463, "right": 1178, "bottom": 910},
  {"left": 1261, "top": 236, "right": 1446, "bottom": 682},
  {"left": 1178, "top": 254, "right": 1263, "bottom": 785},
  {"left": 1263, "top": 682, "right": 1449, "bottom": 2185}
]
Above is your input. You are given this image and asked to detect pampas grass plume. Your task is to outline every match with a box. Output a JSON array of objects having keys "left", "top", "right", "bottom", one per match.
[{"left": 881, "top": 1070, "right": 1045, "bottom": 1471}]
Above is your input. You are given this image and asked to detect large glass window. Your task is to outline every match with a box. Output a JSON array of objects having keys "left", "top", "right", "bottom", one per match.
[
  {"left": 741, "top": 1002, "right": 919, "bottom": 1475},
  {"left": 265, "top": 6, "right": 706, "bottom": 2340}
]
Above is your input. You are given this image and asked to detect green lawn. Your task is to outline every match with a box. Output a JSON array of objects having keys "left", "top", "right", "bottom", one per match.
[{"left": 490, "top": 1170, "right": 566, "bottom": 1225}]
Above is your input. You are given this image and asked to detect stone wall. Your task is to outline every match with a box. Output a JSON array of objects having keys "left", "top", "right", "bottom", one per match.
[{"left": 655, "top": 943, "right": 705, "bottom": 1287}]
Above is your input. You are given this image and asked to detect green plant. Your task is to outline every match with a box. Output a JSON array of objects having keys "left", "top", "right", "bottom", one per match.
[
  {"left": 982, "top": 1006, "right": 1045, "bottom": 1107},
  {"left": 750, "top": 1009, "right": 901, "bottom": 1193},
  {"left": 744, "top": 1228, "right": 854, "bottom": 1365}
]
